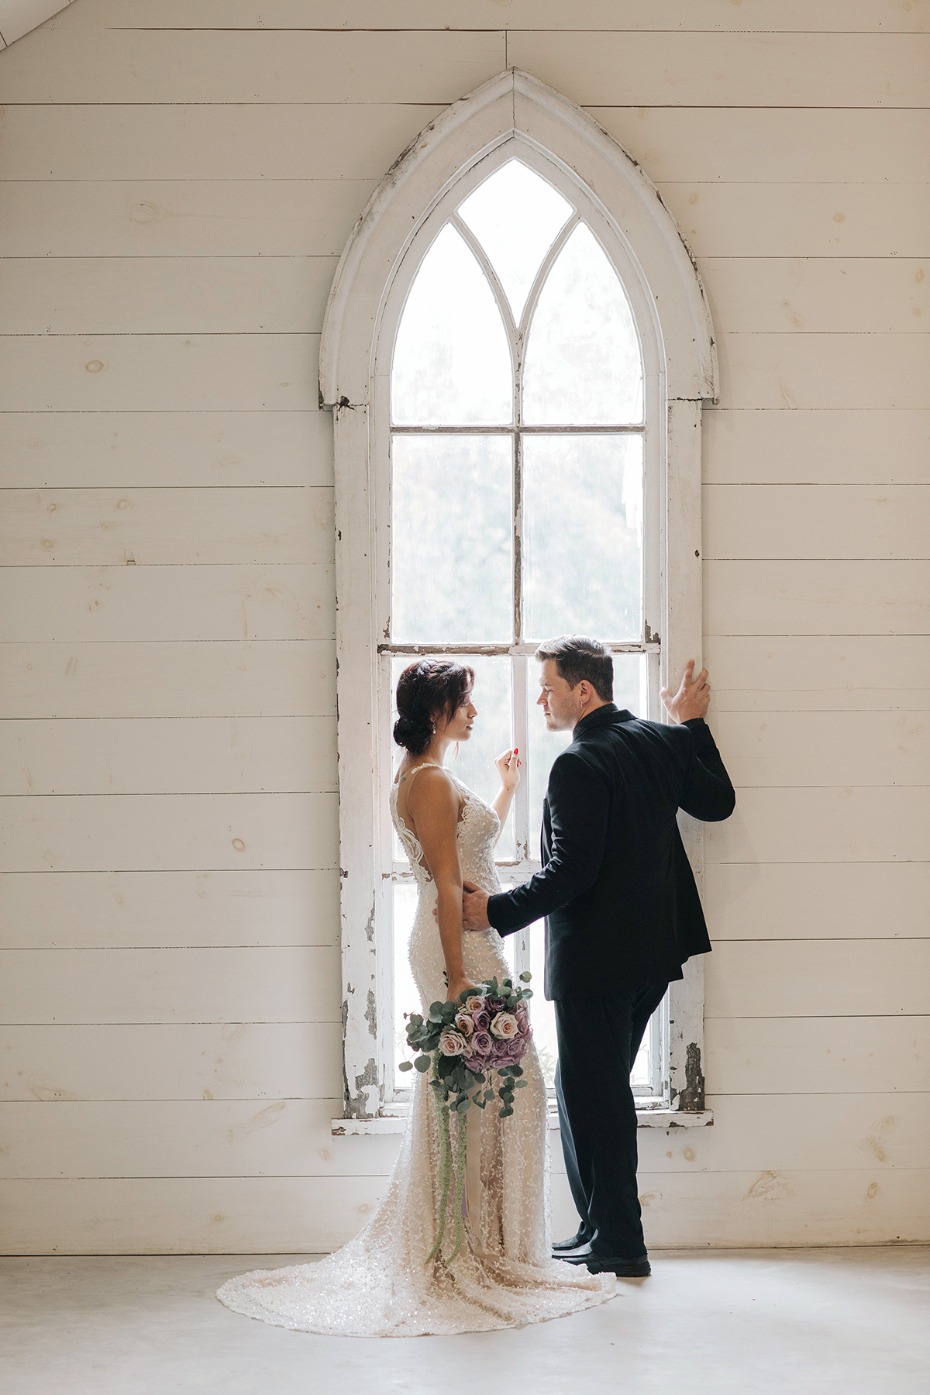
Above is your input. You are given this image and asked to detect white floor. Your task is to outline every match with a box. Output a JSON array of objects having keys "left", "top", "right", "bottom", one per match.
[{"left": 2, "top": 1247, "right": 928, "bottom": 1395}]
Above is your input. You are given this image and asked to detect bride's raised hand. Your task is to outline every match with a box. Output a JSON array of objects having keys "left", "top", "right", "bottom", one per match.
[{"left": 494, "top": 747, "right": 522, "bottom": 792}]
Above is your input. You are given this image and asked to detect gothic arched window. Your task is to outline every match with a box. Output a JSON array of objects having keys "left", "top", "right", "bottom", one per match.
[{"left": 321, "top": 72, "right": 716, "bottom": 1126}]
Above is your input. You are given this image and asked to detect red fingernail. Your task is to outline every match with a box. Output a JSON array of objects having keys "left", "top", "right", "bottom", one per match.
[{"left": 514, "top": 747, "right": 519, "bottom": 754}]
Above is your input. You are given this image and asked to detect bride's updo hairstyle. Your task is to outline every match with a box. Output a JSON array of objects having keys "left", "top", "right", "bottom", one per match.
[{"left": 393, "top": 658, "right": 475, "bottom": 755}]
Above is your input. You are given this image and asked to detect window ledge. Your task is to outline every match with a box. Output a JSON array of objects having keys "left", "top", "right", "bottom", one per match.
[{"left": 332, "top": 1107, "right": 713, "bottom": 1136}]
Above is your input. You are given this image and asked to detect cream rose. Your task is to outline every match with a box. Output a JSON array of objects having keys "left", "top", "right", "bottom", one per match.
[
  {"left": 490, "top": 1011, "right": 519, "bottom": 1040},
  {"left": 463, "top": 995, "right": 487, "bottom": 1015},
  {"left": 454, "top": 1012, "right": 475, "bottom": 1037},
  {"left": 438, "top": 1029, "right": 469, "bottom": 1057}
]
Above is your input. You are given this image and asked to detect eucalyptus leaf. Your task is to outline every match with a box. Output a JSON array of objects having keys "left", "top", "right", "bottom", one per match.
[
  {"left": 398, "top": 1060, "right": 414, "bottom": 1072},
  {"left": 414, "top": 1055, "right": 432, "bottom": 1073}
]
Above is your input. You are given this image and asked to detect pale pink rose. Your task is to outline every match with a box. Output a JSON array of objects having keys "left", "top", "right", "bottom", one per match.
[
  {"left": 470, "top": 1029, "right": 493, "bottom": 1056},
  {"left": 438, "top": 1029, "right": 468, "bottom": 1057},
  {"left": 490, "top": 1012, "right": 519, "bottom": 1040},
  {"left": 463, "top": 995, "right": 487, "bottom": 1015},
  {"left": 454, "top": 1012, "right": 475, "bottom": 1037}
]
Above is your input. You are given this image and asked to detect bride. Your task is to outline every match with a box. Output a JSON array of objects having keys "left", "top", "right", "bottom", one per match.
[{"left": 217, "top": 658, "right": 614, "bottom": 1335}]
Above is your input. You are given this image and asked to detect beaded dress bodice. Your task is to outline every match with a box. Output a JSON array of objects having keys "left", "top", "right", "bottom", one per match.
[{"left": 216, "top": 769, "right": 614, "bottom": 1336}]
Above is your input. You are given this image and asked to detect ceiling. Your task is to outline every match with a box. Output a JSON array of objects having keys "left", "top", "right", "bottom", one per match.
[{"left": 0, "top": 0, "right": 74, "bottom": 49}]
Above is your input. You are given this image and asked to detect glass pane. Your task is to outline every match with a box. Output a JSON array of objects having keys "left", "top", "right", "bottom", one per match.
[
  {"left": 392, "top": 224, "right": 512, "bottom": 425},
  {"left": 393, "top": 880, "right": 420, "bottom": 1091},
  {"left": 391, "top": 654, "right": 516, "bottom": 862},
  {"left": 522, "top": 434, "right": 643, "bottom": 641},
  {"left": 523, "top": 223, "right": 643, "bottom": 425},
  {"left": 391, "top": 435, "right": 513, "bottom": 643},
  {"left": 458, "top": 159, "right": 572, "bottom": 326}
]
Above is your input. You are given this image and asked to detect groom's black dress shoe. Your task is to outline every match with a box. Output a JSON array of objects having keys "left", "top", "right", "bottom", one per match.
[
  {"left": 557, "top": 1246, "right": 652, "bottom": 1278},
  {"left": 551, "top": 1230, "right": 593, "bottom": 1253}
]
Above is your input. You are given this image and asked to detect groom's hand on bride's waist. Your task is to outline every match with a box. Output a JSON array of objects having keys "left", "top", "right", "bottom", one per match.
[{"left": 462, "top": 882, "right": 492, "bottom": 932}]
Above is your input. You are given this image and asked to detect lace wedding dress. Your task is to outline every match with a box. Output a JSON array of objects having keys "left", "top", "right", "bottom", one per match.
[{"left": 216, "top": 765, "right": 614, "bottom": 1335}]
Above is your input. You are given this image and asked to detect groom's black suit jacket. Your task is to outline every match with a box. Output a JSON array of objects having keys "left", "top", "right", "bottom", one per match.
[{"left": 487, "top": 704, "right": 736, "bottom": 999}]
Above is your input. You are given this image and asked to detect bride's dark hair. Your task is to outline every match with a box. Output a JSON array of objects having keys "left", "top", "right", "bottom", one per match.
[{"left": 393, "top": 659, "right": 475, "bottom": 755}]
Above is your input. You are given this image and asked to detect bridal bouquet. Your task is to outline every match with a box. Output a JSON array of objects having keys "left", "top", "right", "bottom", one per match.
[{"left": 399, "top": 973, "right": 533, "bottom": 1262}]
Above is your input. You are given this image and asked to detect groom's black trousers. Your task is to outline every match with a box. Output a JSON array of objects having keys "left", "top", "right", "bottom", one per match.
[{"left": 554, "top": 981, "right": 669, "bottom": 1258}]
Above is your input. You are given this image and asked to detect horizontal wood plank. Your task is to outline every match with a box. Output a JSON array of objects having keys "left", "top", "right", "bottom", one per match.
[
  {"left": 704, "top": 485, "right": 930, "bottom": 562},
  {"left": 1, "top": 28, "right": 505, "bottom": 104},
  {"left": 0, "top": 640, "right": 337, "bottom": 719},
  {"left": 0, "top": 411, "right": 334, "bottom": 489},
  {"left": 706, "top": 939, "right": 930, "bottom": 1018},
  {"left": 0, "top": 716, "right": 337, "bottom": 795},
  {"left": 715, "top": 333, "right": 930, "bottom": 410},
  {"left": 5, "top": 1013, "right": 921, "bottom": 1105},
  {"left": 0, "top": 944, "right": 342, "bottom": 1023},
  {"left": 0, "top": 792, "right": 338, "bottom": 871},
  {"left": 0, "top": 869, "right": 340, "bottom": 949},
  {"left": 670, "top": 187, "right": 930, "bottom": 260},
  {"left": 593, "top": 108, "right": 930, "bottom": 184},
  {"left": 705, "top": 786, "right": 930, "bottom": 864},
  {"left": 0, "top": 179, "right": 377, "bottom": 258},
  {"left": 1, "top": 1168, "right": 925, "bottom": 1252},
  {"left": 699, "top": 257, "right": 929, "bottom": 329},
  {"left": 0, "top": 103, "right": 445, "bottom": 180},
  {"left": 0, "top": 487, "right": 335, "bottom": 566},
  {"left": 55, "top": 0, "right": 930, "bottom": 35},
  {"left": 0, "top": 565, "right": 334, "bottom": 642},
  {"left": 703, "top": 636, "right": 930, "bottom": 713},
  {"left": 705, "top": 1015, "right": 930, "bottom": 1095},
  {"left": 0, "top": 333, "right": 320, "bottom": 412},
  {"left": 508, "top": 31, "right": 930, "bottom": 108},
  {"left": 0, "top": 1021, "right": 343, "bottom": 1100},
  {"left": 702, "top": 410, "right": 930, "bottom": 486},
  {"left": 0, "top": 256, "right": 337, "bottom": 335},
  {"left": 712, "top": 710, "right": 930, "bottom": 787},
  {"left": 705, "top": 862, "right": 930, "bottom": 942},
  {"left": 705, "top": 561, "right": 930, "bottom": 636}
]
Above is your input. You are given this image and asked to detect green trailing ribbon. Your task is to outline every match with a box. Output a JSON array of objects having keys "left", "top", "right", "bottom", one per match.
[
  {"left": 425, "top": 1083, "right": 452, "bottom": 1265},
  {"left": 424, "top": 1072, "right": 470, "bottom": 1265}
]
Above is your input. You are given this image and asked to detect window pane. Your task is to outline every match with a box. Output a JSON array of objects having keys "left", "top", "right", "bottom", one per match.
[
  {"left": 458, "top": 159, "right": 572, "bottom": 326},
  {"left": 523, "top": 224, "right": 643, "bottom": 425},
  {"left": 392, "top": 225, "right": 512, "bottom": 425},
  {"left": 522, "top": 434, "right": 643, "bottom": 642},
  {"left": 391, "top": 654, "right": 516, "bottom": 862},
  {"left": 391, "top": 435, "right": 513, "bottom": 643}
]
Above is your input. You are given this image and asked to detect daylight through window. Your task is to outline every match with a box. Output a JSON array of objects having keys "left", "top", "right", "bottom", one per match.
[{"left": 382, "top": 158, "right": 663, "bottom": 1103}]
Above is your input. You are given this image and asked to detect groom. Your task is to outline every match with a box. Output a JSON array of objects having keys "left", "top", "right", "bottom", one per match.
[{"left": 462, "top": 635, "right": 735, "bottom": 1277}]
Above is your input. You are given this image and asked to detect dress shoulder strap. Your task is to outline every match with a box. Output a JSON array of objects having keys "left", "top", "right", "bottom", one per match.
[{"left": 397, "top": 761, "right": 444, "bottom": 789}]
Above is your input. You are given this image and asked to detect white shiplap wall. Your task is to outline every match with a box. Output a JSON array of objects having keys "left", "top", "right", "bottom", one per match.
[{"left": 1, "top": 0, "right": 927, "bottom": 1253}]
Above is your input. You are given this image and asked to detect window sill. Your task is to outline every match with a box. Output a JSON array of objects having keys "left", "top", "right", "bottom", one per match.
[{"left": 332, "top": 1107, "right": 713, "bottom": 1136}]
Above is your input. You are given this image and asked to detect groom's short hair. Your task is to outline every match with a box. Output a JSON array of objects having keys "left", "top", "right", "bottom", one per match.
[{"left": 535, "top": 635, "right": 613, "bottom": 701}]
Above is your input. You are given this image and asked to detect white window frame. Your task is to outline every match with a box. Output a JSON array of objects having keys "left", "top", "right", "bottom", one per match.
[{"left": 320, "top": 71, "right": 718, "bottom": 1130}]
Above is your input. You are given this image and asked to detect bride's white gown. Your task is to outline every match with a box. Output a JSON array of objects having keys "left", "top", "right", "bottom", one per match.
[{"left": 216, "top": 767, "right": 614, "bottom": 1335}]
